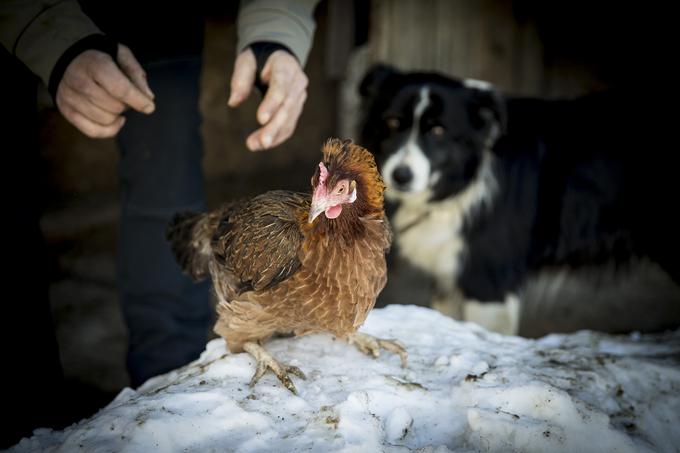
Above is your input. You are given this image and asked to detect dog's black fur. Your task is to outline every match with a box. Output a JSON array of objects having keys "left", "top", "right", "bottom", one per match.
[{"left": 359, "top": 64, "right": 679, "bottom": 304}]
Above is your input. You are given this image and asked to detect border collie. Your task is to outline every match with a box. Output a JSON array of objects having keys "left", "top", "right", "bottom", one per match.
[{"left": 359, "top": 64, "right": 679, "bottom": 334}]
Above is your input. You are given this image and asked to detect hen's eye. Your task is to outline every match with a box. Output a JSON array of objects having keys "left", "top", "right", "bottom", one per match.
[{"left": 337, "top": 186, "right": 345, "bottom": 194}]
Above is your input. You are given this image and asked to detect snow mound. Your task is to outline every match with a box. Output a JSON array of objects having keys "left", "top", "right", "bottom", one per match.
[{"left": 11, "top": 305, "right": 680, "bottom": 452}]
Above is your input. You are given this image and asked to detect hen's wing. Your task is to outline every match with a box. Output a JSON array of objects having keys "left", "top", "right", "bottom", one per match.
[
  {"left": 166, "top": 201, "right": 242, "bottom": 281},
  {"left": 212, "top": 190, "right": 309, "bottom": 293}
]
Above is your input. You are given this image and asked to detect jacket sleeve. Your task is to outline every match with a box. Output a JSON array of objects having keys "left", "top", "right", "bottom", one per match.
[
  {"left": 236, "top": 0, "right": 319, "bottom": 67},
  {"left": 0, "top": 0, "right": 102, "bottom": 87}
]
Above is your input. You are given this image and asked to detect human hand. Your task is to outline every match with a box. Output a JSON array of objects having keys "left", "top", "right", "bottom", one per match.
[
  {"left": 228, "top": 48, "right": 308, "bottom": 151},
  {"left": 55, "top": 44, "right": 155, "bottom": 138}
]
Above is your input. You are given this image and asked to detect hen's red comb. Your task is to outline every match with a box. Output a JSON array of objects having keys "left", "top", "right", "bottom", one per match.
[{"left": 318, "top": 162, "right": 329, "bottom": 186}]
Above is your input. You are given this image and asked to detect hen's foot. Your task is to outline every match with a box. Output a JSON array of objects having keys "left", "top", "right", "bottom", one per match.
[
  {"left": 242, "top": 342, "right": 306, "bottom": 394},
  {"left": 346, "top": 332, "right": 408, "bottom": 367}
]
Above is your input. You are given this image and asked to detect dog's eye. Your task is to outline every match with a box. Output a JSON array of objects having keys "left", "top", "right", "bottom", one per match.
[
  {"left": 430, "top": 125, "right": 446, "bottom": 137},
  {"left": 385, "top": 117, "right": 400, "bottom": 131}
]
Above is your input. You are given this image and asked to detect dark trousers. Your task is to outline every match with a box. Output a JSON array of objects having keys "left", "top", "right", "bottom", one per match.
[
  {"left": 117, "top": 57, "right": 212, "bottom": 387},
  {"left": 0, "top": 50, "right": 64, "bottom": 448}
]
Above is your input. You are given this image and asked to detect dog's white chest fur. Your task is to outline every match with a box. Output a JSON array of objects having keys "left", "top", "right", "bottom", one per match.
[
  {"left": 389, "top": 158, "right": 496, "bottom": 291},
  {"left": 392, "top": 196, "right": 466, "bottom": 290}
]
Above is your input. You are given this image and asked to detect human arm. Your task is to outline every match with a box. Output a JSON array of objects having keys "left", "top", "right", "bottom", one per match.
[
  {"left": 228, "top": 0, "right": 319, "bottom": 151},
  {"left": 0, "top": 0, "right": 155, "bottom": 138}
]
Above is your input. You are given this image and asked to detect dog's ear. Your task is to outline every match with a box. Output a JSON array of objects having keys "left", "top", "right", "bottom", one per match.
[
  {"left": 466, "top": 80, "right": 507, "bottom": 142},
  {"left": 359, "top": 64, "right": 400, "bottom": 100}
]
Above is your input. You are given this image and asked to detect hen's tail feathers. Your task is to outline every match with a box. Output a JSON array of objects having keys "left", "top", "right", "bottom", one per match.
[{"left": 166, "top": 212, "right": 212, "bottom": 281}]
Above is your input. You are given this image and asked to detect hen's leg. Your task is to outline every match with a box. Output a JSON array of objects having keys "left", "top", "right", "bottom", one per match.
[
  {"left": 242, "top": 342, "right": 306, "bottom": 394},
  {"left": 346, "top": 332, "right": 408, "bottom": 367}
]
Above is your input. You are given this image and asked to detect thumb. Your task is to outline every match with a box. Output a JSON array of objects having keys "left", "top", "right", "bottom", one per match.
[{"left": 228, "top": 48, "right": 257, "bottom": 107}]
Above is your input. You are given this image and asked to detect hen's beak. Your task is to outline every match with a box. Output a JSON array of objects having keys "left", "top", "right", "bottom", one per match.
[{"left": 308, "top": 201, "right": 326, "bottom": 223}]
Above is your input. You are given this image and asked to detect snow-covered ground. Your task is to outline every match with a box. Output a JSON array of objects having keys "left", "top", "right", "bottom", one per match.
[{"left": 10, "top": 305, "right": 680, "bottom": 452}]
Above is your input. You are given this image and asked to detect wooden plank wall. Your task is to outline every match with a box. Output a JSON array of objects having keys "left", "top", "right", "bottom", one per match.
[
  {"left": 369, "top": 0, "right": 544, "bottom": 95},
  {"left": 368, "top": 0, "right": 602, "bottom": 97},
  {"left": 338, "top": 0, "right": 607, "bottom": 138}
]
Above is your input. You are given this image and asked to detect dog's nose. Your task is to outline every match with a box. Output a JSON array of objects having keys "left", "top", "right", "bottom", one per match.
[{"left": 392, "top": 166, "right": 413, "bottom": 186}]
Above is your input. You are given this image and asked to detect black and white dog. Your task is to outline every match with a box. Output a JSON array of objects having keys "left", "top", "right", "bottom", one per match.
[{"left": 359, "top": 64, "right": 679, "bottom": 334}]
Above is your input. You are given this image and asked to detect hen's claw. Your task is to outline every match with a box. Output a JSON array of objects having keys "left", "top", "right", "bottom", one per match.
[
  {"left": 347, "top": 332, "right": 408, "bottom": 367},
  {"left": 243, "top": 342, "right": 306, "bottom": 394}
]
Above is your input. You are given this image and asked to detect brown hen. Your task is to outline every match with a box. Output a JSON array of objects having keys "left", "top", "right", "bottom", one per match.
[{"left": 167, "top": 139, "right": 406, "bottom": 393}]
